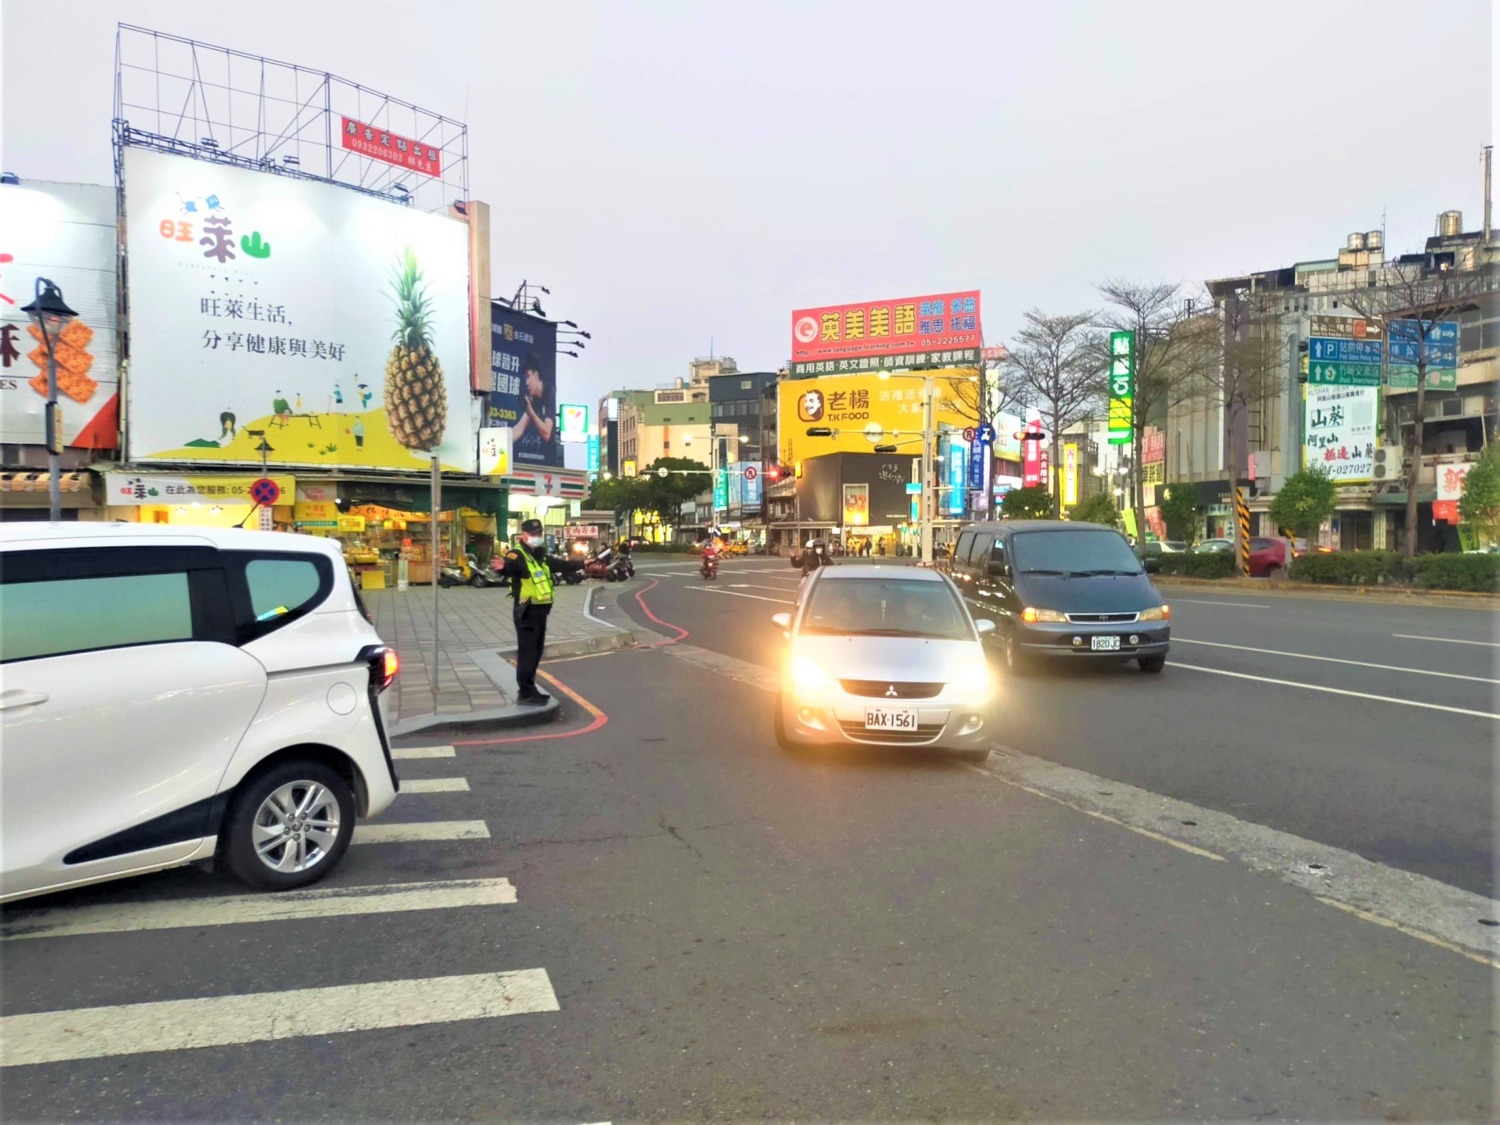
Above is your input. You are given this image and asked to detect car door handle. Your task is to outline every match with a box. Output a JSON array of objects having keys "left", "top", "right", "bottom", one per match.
[{"left": 0, "top": 690, "right": 49, "bottom": 711}]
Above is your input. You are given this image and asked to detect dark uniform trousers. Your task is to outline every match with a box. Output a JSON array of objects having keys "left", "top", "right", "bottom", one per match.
[{"left": 513, "top": 600, "right": 550, "bottom": 698}]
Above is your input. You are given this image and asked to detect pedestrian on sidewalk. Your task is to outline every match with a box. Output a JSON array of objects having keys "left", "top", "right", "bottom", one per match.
[{"left": 494, "top": 518, "right": 584, "bottom": 706}]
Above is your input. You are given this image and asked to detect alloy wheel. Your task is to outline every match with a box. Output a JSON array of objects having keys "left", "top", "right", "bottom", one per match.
[{"left": 250, "top": 780, "right": 342, "bottom": 874}]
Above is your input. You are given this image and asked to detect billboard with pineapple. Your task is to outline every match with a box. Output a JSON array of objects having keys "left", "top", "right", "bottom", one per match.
[{"left": 123, "top": 148, "right": 475, "bottom": 472}]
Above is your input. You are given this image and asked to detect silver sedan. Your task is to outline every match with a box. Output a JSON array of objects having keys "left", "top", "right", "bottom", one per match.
[{"left": 771, "top": 566, "right": 995, "bottom": 762}]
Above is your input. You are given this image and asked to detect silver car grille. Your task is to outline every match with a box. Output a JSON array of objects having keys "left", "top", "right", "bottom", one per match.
[
  {"left": 839, "top": 680, "right": 944, "bottom": 699},
  {"left": 1064, "top": 611, "right": 1140, "bottom": 624}
]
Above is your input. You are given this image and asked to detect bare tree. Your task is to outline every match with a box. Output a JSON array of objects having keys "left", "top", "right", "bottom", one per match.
[
  {"left": 1333, "top": 256, "right": 1492, "bottom": 557},
  {"left": 1002, "top": 310, "right": 1105, "bottom": 516},
  {"left": 1096, "top": 281, "right": 1217, "bottom": 542}
]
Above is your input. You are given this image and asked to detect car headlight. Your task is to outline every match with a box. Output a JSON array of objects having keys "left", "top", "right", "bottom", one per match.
[
  {"left": 1021, "top": 606, "right": 1067, "bottom": 624},
  {"left": 950, "top": 663, "right": 992, "bottom": 701},
  {"left": 1138, "top": 604, "right": 1171, "bottom": 622},
  {"left": 788, "top": 653, "right": 837, "bottom": 694}
]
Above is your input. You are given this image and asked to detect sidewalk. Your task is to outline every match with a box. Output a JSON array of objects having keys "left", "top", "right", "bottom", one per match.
[{"left": 364, "top": 582, "right": 638, "bottom": 736}]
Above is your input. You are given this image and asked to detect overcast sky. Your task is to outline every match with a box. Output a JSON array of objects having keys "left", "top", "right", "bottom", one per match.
[{"left": 3, "top": 0, "right": 1495, "bottom": 407}]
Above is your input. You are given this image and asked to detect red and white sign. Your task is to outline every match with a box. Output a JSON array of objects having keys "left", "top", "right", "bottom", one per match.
[
  {"left": 1434, "top": 461, "right": 1473, "bottom": 524},
  {"left": 790, "top": 290, "right": 981, "bottom": 366},
  {"left": 340, "top": 117, "right": 442, "bottom": 176},
  {"left": 1143, "top": 427, "right": 1166, "bottom": 465},
  {"left": 743, "top": 465, "right": 758, "bottom": 481},
  {"left": 564, "top": 524, "right": 599, "bottom": 539},
  {"left": 981, "top": 346, "right": 1007, "bottom": 363},
  {"left": 1021, "top": 419, "right": 1044, "bottom": 487}
]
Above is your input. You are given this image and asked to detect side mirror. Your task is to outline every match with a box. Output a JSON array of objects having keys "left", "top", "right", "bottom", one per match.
[
  {"left": 974, "top": 618, "right": 996, "bottom": 636},
  {"left": 771, "top": 612, "right": 792, "bottom": 632},
  {"left": 987, "top": 559, "right": 1008, "bottom": 579}
]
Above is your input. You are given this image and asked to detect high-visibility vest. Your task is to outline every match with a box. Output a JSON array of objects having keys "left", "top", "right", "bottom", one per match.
[{"left": 518, "top": 549, "right": 554, "bottom": 605}]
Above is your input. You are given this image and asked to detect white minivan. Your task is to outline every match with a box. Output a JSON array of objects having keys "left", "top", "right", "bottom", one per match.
[{"left": 0, "top": 523, "right": 401, "bottom": 903}]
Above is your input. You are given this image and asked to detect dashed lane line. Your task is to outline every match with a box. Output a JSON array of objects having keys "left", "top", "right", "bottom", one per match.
[
  {"left": 1174, "top": 637, "right": 1500, "bottom": 684},
  {"left": 1173, "top": 662, "right": 1500, "bottom": 720},
  {"left": 1, "top": 878, "right": 516, "bottom": 941},
  {"left": 1392, "top": 633, "right": 1500, "bottom": 648},
  {"left": 0, "top": 968, "right": 560, "bottom": 1066}
]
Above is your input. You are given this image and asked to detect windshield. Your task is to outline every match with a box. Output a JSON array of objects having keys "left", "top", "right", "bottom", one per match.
[
  {"left": 1012, "top": 530, "right": 1144, "bottom": 576},
  {"left": 800, "top": 577, "right": 973, "bottom": 640}
]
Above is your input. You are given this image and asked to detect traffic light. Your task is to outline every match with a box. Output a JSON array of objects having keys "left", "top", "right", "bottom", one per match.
[{"left": 766, "top": 464, "right": 782, "bottom": 482}]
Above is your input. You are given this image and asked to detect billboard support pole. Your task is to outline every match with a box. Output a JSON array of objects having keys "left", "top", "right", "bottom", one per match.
[
  {"left": 431, "top": 454, "right": 442, "bottom": 692},
  {"left": 921, "top": 372, "right": 935, "bottom": 566}
]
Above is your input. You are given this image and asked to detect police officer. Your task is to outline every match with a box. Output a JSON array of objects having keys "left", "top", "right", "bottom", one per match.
[{"left": 494, "top": 518, "right": 583, "bottom": 706}]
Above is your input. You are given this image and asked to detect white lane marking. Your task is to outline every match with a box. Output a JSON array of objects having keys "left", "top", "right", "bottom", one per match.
[
  {"left": 1173, "top": 663, "right": 1500, "bottom": 720},
  {"left": 353, "top": 820, "right": 491, "bottom": 844},
  {"left": 725, "top": 582, "right": 803, "bottom": 594},
  {"left": 1392, "top": 633, "right": 1500, "bottom": 648},
  {"left": 684, "top": 587, "right": 795, "bottom": 605},
  {"left": 1170, "top": 599, "right": 1270, "bottom": 609},
  {"left": 1316, "top": 898, "right": 1500, "bottom": 971},
  {"left": 1174, "top": 637, "right": 1500, "bottom": 684},
  {"left": 0, "top": 968, "right": 559, "bottom": 1066},
  {"left": 1, "top": 878, "right": 515, "bottom": 942},
  {"left": 401, "top": 777, "right": 471, "bottom": 794},
  {"left": 391, "top": 745, "right": 456, "bottom": 759},
  {"left": 583, "top": 585, "right": 625, "bottom": 633}
]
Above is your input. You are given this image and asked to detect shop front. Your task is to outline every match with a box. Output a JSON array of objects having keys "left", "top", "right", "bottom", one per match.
[{"left": 100, "top": 471, "right": 298, "bottom": 531}]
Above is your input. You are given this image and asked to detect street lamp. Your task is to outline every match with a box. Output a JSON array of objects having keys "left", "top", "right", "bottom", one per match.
[{"left": 21, "top": 278, "right": 78, "bottom": 522}]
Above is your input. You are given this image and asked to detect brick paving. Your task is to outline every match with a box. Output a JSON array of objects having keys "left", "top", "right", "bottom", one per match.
[{"left": 363, "top": 582, "right": 630, "bottom": 729}]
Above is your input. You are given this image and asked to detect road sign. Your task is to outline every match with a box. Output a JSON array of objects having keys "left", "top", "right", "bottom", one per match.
[
  {"left": 1309, "top": 314, "right": 1383, "bottom": 340},
  {"left": 962, "top": 426, "right": 977, "bottom": 442},
  {"left": 1388, "top": 365, "right": 1459, "bottom": 390},
  {"left": 1309, "top": 337, "right": 1383, "bottom": 364},
  {"left": 249, "top": 477, "right": 282, "bottom": 505},
  {"left": 1307, "top": 361, "right": 1381, "bottom": 387},
  {"left": 1387, "top": 339, "right": 1457, "bottom": 367},
  {"left": 1389, "top": 318, "right": 1459, "bottom": 346},
  {"left": 977, "top": 422, "right": 995, "bottom": 445},
  {"left": 657, "top": 467, "right": 669, "bottom": 479},
  {"left": 743, "top": 465, "right": 758, "bottom": 481}
]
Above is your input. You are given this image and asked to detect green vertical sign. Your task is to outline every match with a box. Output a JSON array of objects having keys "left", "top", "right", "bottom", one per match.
[
  {"left": 713, "top": 470, "right": 729, "bottom": 511},
  {"left": 1107, "top": 330, "right": 1135, "bottom": 445}
]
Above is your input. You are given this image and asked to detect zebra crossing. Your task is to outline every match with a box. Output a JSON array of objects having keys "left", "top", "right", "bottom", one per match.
[{"left": 0, "top": 744, "right": 560, "bottom": 1071}]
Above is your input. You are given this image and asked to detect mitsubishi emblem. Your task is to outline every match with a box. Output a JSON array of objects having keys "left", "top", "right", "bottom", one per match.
[{"left": 885, "top": 684, "right": 898, "bottom": 697}]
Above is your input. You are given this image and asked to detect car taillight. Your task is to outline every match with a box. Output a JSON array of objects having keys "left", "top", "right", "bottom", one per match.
[{"left": 359, "top": 645, "right": 399, "bottom": 693}]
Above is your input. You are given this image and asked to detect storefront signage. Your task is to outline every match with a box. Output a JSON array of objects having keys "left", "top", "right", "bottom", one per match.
[
  {"left": 946, "top": 440, "right": 966, "bottom": 515},
  {"left": 1107, "top": 330, "right": 1134, "bottom": 446},
  {"left": 486, "top": 304, "right": 562, "bottom": 469},
  {"left": 790, "top": 290, "right": 981, "bottom": 375},
  {"left": 478, "top": 426, "right": 511, "bottom": 476},
  {"left": 1434, "top": 461, "right": 1472, "bottom": 524},
  {"left": 123, "top": 149, "right": 475, "bottom": 472},
  {"left": 1062, "top": 443, "right": 1080, "bottom": 507},
  {"left": 294, "top": 498, "right": 339, "bottom": 526},
  {"left": 1302, "top": 384, "right": 1377, "bottom": 482},
  {"left": 777, "top": 372, "right": 982, "bottom": 465},
  {"left": 337, "top": 515, "right": 367, "bottom": 533},
  {"left": 559, "top": 404, "right": 590, "bottom": 443},
  {"left": 586, "top": 434, "right": 601, "bottom": 477},
  {"left": 104, "top": 472, "right": 295, "bottom": 506},
  {"left": 0, "top": 181, "right": 121, "bottom": 450},
  {"left": 565, "top": 524, "right": 599, "bottom": 539},
  {"left": 842, "top": 482, "right": 869, "bottom": 526},
  {"left": 340, "top": 117, "right": 442, "bottom": 176}
]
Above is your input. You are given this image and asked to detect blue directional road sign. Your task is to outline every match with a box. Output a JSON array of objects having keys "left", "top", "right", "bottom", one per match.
[
  {"left": 1389, "top": 319, "right": 1459, "bottom": 346},
  {"left": 1309, "top": 337, "right": 1384, "bottom": 364},
  {"left": 1387, "top": 339, "right": 1457, "bottom": 367},
  {"left": 977, "top": 422, "right": 996, "bottom": 445}
]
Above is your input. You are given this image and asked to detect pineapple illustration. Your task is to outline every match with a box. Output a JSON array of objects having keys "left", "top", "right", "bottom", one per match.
[{"left": 383, "top": 248, "right": 447, "bottom": 451}]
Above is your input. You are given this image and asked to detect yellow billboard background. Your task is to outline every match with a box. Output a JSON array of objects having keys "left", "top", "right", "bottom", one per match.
[{"left": 778, "top": 371, "right": 980, "bottom": 465}]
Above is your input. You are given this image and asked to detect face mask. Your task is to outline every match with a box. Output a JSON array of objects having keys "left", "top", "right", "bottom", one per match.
[{"left": 523, "top": 535, "right": 543, "bottom": 549}]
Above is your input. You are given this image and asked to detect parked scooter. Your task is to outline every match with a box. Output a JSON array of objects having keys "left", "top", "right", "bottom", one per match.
[
  {"left": 609, "top": 553, "right": 635, "bottom": 581},
  {"left": 582, "top": 544, "right": 617, "bottom": 581},
  {"left": 438, "top": 553, "right": 487, "bottom": 588}
]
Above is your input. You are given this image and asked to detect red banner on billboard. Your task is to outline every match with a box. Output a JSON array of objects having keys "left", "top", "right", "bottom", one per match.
[
  {"left": 1022, "top": 419, "right": 1044, "bottom": 487},
  {"left": 340, "top": 117, "right": 442, "bottom": 176},
  {"left": 790, "top": 290, "right": 981, "bottom": 374}
]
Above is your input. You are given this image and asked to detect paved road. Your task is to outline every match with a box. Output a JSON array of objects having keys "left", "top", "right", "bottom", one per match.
[
  {"left": 621, "top": 558, "right": 1500, "bottom": 898},
  {"left": 2, "top": 561, "right": 1495, "bottom": 1120}
]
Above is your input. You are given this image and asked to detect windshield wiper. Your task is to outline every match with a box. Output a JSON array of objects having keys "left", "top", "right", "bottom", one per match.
[
  {"left": 1020, "top": 568, "right": 1068, "bottom": 575},
  {"left": 1071, "top": 568, "right": 1140, "bottom": 577},
  {"left": 849, "top": 627, "right": 948, "bottom": 638}
]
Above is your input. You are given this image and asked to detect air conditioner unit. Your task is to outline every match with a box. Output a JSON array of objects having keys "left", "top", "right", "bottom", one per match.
[{"left": 1372, "top": 445, "right": 1405, "bottom": 482}]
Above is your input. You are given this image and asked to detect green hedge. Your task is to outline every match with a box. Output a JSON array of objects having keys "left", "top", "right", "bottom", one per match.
[
  {"left": 1409, "top": 553, "right": 1500, "bottom": 593},
  {"left": 1155, "top": 553, "right": 1236, "bottom": 579},
  {"left": 1288, "top": 550, "right": 1408, "bottom": 586},
  {"left": 1288, "top": 550, "right": 1499, "bottom": 592}
]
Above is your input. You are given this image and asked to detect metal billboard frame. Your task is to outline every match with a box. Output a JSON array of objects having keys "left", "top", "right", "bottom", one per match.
[{"left": 112, "top": 24, "right": 469, "bottom": 214}]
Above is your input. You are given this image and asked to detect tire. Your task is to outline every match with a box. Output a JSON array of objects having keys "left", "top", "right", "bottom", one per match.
[
  {"left": 438, "top": 574, "right": 457, "bottom": 588},
  {"left": 220, "top": 760, "right": 356, "bottom": 891},
  {"left": 773, "top": 694, "right": 800, "bottom": 753},
  {"left": 469, "top": 572, "right": 488, "bottom": 588},
  {"left": 1001, "top": 630, "right": 1029, "bottom": 675},
  {"left": 1138, "top": 654, "right": 1166, "bottom": 674},
  {"left": 955, "top": 747, "right": 991, "bottom": 763}
]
